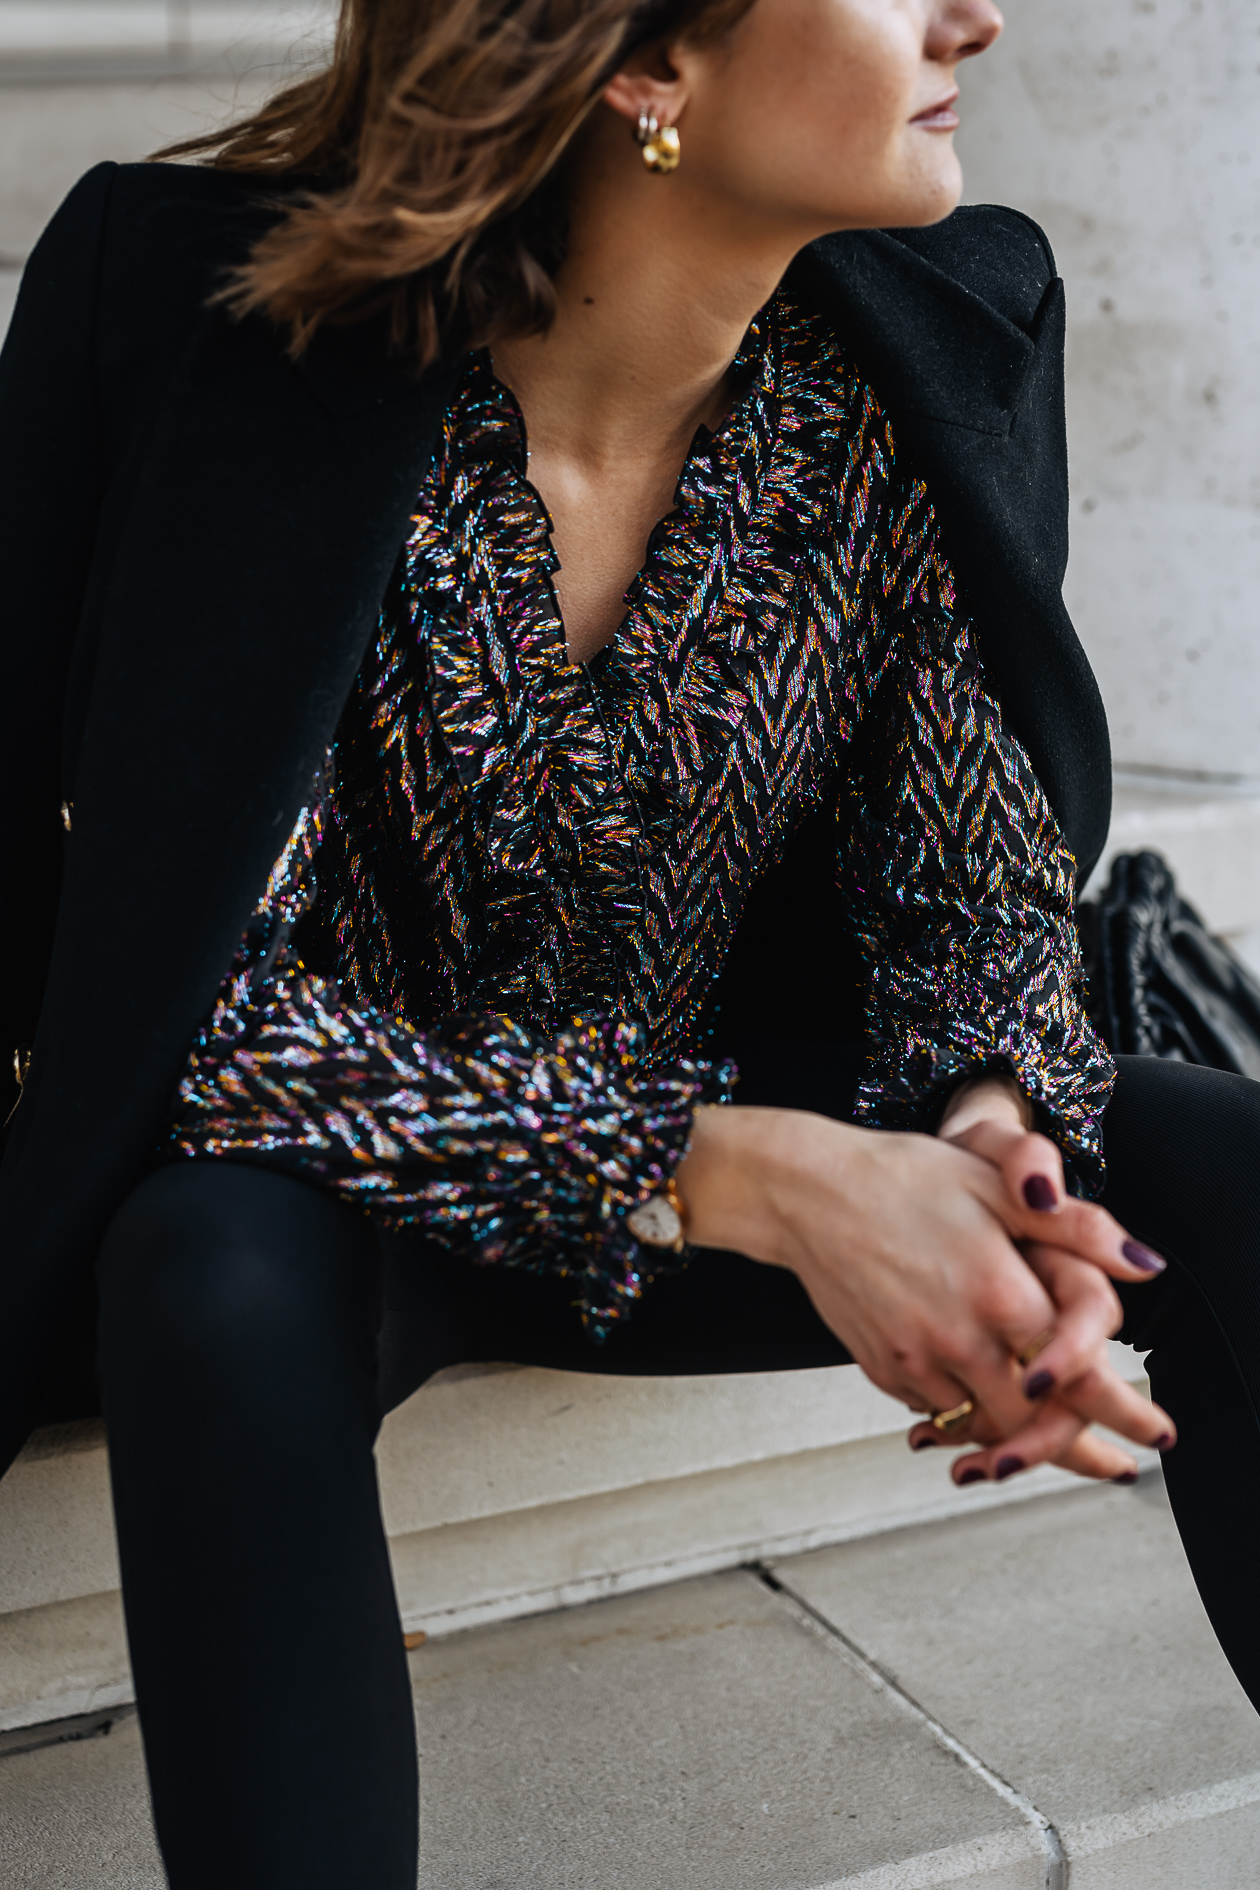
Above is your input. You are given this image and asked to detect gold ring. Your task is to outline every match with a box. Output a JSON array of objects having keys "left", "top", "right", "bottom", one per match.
[
  {"left": 1017, "top": 1329, "right": 1056, "bottom": 1369},
  {"left": 931, "top": 1398, "right": 976, "bottom": 1437}
]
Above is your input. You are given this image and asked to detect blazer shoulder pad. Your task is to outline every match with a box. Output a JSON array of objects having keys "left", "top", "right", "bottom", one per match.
[
  {"left": 4, "top": 162, "right": 118, "bottom": 355},
  {"left": 880, "top": 205, "right": 1056, "bottom": 336},
  {"left": 101, "top": 160, "right": 294, "bottom": 304},
  {"left": 87, "top": 163, "right": 303, "bottom": 432}
]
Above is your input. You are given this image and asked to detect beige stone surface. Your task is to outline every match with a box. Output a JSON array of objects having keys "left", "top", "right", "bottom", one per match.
[
  {"left": 409, "top": 1568, "right": 1035, "bottom": 1890},
  {"left": 0, "top": 1348, "right": 1153, "bottom": 1726},
  {"left": 374, "top": 1358, "right": 910, "bottom": 1539},
  {"left": 0, "top": 1590, "right": 131, "bottom": 1733},
  {"left": 374, "top": 1353, "right": 1150, "bottom": 1545},
  {"left": 1062, "top": 1778, "right": 1260, "bottom": 1888},
  {"left": 0, "top": 1421, "right": 118, "bottom": 1614},
  {"left": 776, "top": 1477, "right": 1260, "bottom": 1869},
  {"left": 956, "top": 0, "right": 1260, "bottom": 788},
  {"left": 1082, "top": 784, "right": 1260, "bottom": 935},
  {"left": 4, "top": 1479, "right": 1255, "bottom": 1888},
  {"left": 0, "top": 1710, "right": 163, "bottom": 1889}
]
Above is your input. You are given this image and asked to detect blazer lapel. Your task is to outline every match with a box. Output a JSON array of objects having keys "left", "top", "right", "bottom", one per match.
[{"left": 791, "top": 226, "right": 1038, "bottom": 437}]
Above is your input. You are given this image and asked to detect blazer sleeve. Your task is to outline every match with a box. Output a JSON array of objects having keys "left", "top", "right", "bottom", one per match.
[{"left": 0, "top": 163, "right": 118, "bottom": 1133}]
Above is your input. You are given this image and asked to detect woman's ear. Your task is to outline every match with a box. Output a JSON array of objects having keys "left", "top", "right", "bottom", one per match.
[{"left": 602, "top": 44, "right": 690, "bottom": 129}]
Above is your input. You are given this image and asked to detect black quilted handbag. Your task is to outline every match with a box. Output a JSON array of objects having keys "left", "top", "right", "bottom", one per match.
[{"left": 1078, "top": 850, "right": 1260, "bottom": 1080}]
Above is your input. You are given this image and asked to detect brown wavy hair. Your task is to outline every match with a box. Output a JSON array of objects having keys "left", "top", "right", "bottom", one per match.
[{"left": 161, "top": 0, "right": 753, "bottom": 361}]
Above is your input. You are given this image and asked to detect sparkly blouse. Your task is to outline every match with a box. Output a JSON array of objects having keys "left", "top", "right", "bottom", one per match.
[{"left": 169, "top": 289, "right": 1116, "bottom": 1338}]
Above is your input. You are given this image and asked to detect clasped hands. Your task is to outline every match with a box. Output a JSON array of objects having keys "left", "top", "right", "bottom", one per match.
[
  {"left": 677, "top": 1078, "right": 1174, "bottom": 1487},
  {"left": 915, "top": 1072, "right": 1171, "bottom": 1482}
]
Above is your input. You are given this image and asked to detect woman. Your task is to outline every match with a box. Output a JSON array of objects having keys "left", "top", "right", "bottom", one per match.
[{"left": 1, "top": 0, "right": 1257, "bottom": 1881}]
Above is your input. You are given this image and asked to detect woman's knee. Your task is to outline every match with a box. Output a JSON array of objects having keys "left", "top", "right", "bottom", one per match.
[
  {"left": 1103, "top": 1056, "right": 1260, "bottom": 1229},
  {"left": 97, "top": 1163, "right": 381, "bottom": 1388},
  {"left": 1104, "top": 1057, "right": 1260, "bottom": 1353},
  {"left": 1110, "top": 1050, "right": 1254, "bottom": 1164}
]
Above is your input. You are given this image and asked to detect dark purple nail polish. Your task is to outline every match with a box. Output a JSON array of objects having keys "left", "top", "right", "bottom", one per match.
[
  {"left": 1122, "top": 1240, "right": 1166, "bottom": 1274},
  {"left": 1155, "top": 1431, "right": 1174, "bottom": 1452},
  {"left": 1112, "top": 1471, "right": 1140, "bottom": 1485},
  {"left": 912, "top": 1436, "right": 935, "bottom": 1451},
  {"left": 995, "top": 1455, "right": 1024, "bottom": 1481},
  {"left": 1023, "top": 1175, "right": 1057, "bottom": 1212},
  {"left": 957, "top": 1466, "right": 986, "bottom": 1485},
  {"left": 1024, "top": 1368, "right": 1055, "bottom": 1400}
]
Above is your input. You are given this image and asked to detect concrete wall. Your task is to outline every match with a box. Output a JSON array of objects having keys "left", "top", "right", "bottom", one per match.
[{"left": 955, "top": 0, "right": 1260, "bottom": 790}]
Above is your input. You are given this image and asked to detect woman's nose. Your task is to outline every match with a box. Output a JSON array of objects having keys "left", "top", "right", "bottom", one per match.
[{"left": 928, "top": 0, "right": 1005, "bottom": 64}]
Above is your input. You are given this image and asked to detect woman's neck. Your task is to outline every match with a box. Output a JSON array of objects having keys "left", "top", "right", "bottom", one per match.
[
  {"left": 491, "top": 112, "right": 811, "bottom": 664},
  {"left": 493, "top": 117, "right": 806, "bottom": 475}
]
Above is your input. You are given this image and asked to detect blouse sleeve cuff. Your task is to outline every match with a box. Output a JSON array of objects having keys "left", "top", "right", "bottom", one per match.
[
  {"left": 171, "top": 972, "right": 737, "bottom": 1343},
  {"left": 458, "top": 1016, "right": 738, "bottom": 1340},
  {"left": 852, "top": 929, "right": 1116, "bottom": 1196}
]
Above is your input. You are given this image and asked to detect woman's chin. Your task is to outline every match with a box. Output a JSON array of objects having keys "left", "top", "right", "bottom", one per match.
[
  {"left": 903, "top": 188, "right": 963, "bottom": 229},
  {"left": 812, "top": 160, "right": 963, "bottom": 237},
  {"left": 893, "top": 158, "right": 964, "bottom": 229},
  {"left": 859, "top": 144, "right": 964, "bottom": 230}
]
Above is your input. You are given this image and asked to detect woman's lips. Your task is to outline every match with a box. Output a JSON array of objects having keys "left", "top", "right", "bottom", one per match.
[{"left": 911, "top": 92, "right": 960, "bottom": 130}]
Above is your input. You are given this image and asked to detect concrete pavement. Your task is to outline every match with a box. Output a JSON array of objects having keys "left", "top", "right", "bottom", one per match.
[{"left": 2, "top": 1471, "right": 1256, "bottom": 1888}]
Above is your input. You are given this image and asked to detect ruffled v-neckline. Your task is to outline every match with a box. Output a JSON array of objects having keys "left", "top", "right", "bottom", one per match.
[
  {"left": 320, "top": 285, "right": 865, "bottom": 1060},
  {"left": 473, "top": 303, "right": 780, "bottom": 676}
]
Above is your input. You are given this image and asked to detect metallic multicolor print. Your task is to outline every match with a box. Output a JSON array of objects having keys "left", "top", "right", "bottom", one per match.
[
  {"left": 170, "top": 287, "right": 1115, "bottom": 1332},
  {"left": 174, "top": 997, "right": 725, "bottom": 1342},
  {"left": 172, "top": 767, "right": 733, "bottom": 1339},
  {"left": 841, "top": 581, "right": 1109, "bottom": 1153}
]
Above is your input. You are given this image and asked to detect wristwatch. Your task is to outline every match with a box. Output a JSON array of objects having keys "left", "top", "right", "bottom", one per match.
[{"left": 626, "top": 1176, "right": 689, "bottom": 1253}]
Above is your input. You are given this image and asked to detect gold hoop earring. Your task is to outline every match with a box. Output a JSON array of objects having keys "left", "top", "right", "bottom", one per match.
[{"left": 635, "top": 108, "right": 681, "bottom": 175}]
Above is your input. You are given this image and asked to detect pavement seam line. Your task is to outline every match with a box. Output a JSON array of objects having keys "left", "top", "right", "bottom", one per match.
[
  {"left": 750, "top": 1564, "right": 1068, "bottom": 1890},
  {"left": 0, "top": 1703, "right": 137, "bottom": 1762}
]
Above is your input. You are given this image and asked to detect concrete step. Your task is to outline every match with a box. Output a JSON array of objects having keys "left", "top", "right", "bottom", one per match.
[
  {"left": 1, "top": 1473, "right": 1255, "bottom": 1887},
  {"left": 0, "top": 1346, "right": 1156, "bottom": 1734},
  {"left": 1084, "top": 780, "right": 1260, "bottom": 973}
]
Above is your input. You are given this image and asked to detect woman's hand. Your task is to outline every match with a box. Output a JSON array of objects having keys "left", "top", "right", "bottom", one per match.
[
  {"left": 918, "top": 1072, "right": 1173, "bottom": 1482},
  {"left": 905, "top": 1233, "right": 1173, "bottom": 1481},
  {"left": 675, "top": 1100, "right": 1174, "bottom": 1483}
]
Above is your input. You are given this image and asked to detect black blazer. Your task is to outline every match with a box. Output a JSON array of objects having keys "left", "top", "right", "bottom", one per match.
[{"left": 0, "top": 161, "right": 1109, "bottom": 1474}]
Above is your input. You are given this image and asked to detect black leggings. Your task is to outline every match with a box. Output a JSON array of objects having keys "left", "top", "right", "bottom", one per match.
[{"left": 95, "top": 1044, "right": 1260, "bottom": 1888}]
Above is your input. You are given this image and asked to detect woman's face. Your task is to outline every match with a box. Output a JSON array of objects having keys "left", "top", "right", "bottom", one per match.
[{"left": 608, "top": 0, "right": 1003, "bottom": 241}]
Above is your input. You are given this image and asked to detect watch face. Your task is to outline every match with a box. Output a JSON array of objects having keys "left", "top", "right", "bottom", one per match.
[{"left": 627, "top": 1194, "right": 684, "bottom": 1249}]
